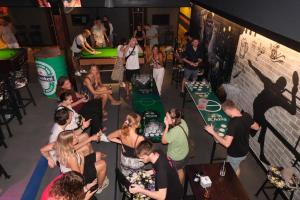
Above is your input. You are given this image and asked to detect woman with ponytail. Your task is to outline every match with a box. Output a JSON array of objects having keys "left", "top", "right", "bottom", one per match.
[
  {"left": 108, "top": 113, "right": 145, "bottom": 176},
  {"left": 161, "top": 108, "right": 190, "bottom": 185}
]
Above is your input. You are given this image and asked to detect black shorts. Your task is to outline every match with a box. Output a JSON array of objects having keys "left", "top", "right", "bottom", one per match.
[
  {"left": 83, "top": 152, "right": 97, "bottom": 184},
  {"left": 125, "top": 69, "right": 140, "bottom": 82},
  {"left": 172, "top": 155, "right": 189, "bottom": 170}
]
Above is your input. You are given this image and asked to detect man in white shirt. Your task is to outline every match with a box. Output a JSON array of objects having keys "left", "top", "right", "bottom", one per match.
[
  {"left": 145, "top": 24, "right": 158, "bottom": 48},
  {"left": 92, "top": 18, "right": 108, "bottom": 48},
  {"left": 124, "top": 37, "right": 143, "bottom": 98},
  {"left": 49, "top": 107, "right": 91, "bottom": 162},
  {"left": 70, "top": 29, "right": 96, "bottom": 76}
]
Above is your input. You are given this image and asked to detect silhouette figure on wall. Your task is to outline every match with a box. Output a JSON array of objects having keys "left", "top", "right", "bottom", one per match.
[{"left": 248, "top": 60, "right": 298, "bottom": 165}]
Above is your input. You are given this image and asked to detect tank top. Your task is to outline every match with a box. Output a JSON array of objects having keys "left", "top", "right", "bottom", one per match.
[
  {"left": 81, "top": 76, "right": 97, "bottom": 100},
  {"left": 59, "top": 153, "right": 82, "bottom": 173}
]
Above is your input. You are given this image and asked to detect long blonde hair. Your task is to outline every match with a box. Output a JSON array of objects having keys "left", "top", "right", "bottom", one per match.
[
  {"left": 55, "top": 130, "right": 75, "bottom": 166},
  {"left": 121, "top": 113, "right": 141, "bottom": 137}
]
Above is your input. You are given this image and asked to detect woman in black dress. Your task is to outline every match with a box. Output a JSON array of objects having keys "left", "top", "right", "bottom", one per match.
[{"left": 134, "top": 25, "right": 146, "bottom": 48}]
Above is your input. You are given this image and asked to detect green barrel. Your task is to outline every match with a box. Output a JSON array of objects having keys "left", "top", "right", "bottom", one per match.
[{"left": 35, "top": 52, "right": 68, "bottom": 99}]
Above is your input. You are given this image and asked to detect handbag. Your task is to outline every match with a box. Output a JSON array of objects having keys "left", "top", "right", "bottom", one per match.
[
  {"left": 111, "top": 58, "right": 125, "bottom": 81},
  {"left": 179, "top": 125, "right": 196, "bottom": 159}
]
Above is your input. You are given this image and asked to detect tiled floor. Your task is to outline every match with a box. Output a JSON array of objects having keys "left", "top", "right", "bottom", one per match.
[{"left": 0, "top": 64, "right": 285, "bottom": 200}]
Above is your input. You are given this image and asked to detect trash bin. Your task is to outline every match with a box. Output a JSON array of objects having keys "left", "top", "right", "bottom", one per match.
[{"left": 34, "top": 47, "right": 68, "bottom": 99}]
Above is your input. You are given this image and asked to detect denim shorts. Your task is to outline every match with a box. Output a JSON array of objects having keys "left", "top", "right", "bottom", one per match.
[
  {"left": 226, "top": 154, "right": 247, "bottom": 172},
  {"left": 184, "top": 68, "right": 198, "bottom": 81}
]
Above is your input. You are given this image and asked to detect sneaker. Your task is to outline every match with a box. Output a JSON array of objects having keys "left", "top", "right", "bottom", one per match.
[
  {"left": 80, "top": 69, "right": 87, "bottom": 74},
  {"left": 100, "top": 134, "right": 110, "bottom": 143},
  {"left": 96, "top": 177, "right": 109, "bottom": 194},
  {"left": 75, "top": 71, "right": 81, "bottom": 76}
]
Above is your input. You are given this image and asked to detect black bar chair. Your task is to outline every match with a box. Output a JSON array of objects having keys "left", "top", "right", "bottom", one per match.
[
  {"left": 12, "top": 67, "right": 36, "bottom": 115},
  {"left": 0, "top": 163, "right": 10, "bottom": 179},
  {"left": 255, "top": 136, "right": 300, "bottom": 200},
  {"left": 0, "top": 80, "right": 23, "bottom": 137}
]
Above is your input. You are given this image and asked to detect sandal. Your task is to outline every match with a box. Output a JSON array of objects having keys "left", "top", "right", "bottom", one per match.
[
  {"left": 96, "top": 177, "right": 109, "bottom": 194},
  {"left": 111, "top": 100, "right": 121, "bottom": 106}
]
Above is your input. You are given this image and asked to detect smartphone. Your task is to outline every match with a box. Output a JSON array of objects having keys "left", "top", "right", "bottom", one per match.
[{"left": 89, "top": 184, "right": 98, "bottom": 192}]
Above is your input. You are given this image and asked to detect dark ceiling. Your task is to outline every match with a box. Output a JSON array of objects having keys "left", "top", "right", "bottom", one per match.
[
  {"left": 192, "top": 0, "right": 300, "bottom": 51},
  {"left": 0, "top": 0, "right": 190, "bottom": 7}
]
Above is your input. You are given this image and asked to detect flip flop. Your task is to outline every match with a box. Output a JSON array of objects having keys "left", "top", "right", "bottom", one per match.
[{"left": 111, "top": 100, "right": 121, "bottom": 105}]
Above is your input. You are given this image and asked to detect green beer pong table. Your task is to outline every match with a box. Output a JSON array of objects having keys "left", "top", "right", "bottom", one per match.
[
  {"left": 80, "top": 47, "right": 145, "bottom": 66},
  {"left": 132, "top": 76, "right": 165, "bottom": 143},
  {"left": 182, "top": 81, "right": 229, "bottom": 163}
]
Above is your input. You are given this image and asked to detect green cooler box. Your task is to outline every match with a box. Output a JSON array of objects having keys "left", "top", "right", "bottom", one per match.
[{"left": 35, "top": 49, "right": 68, "bottom": 99}]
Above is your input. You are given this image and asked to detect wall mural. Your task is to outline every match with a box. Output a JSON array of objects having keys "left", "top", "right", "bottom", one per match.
[
  {"left": 248, "top": 60, "right": 298, "bottom": 165},
  {"left": 189, "top": 5, "right": 243, "bottom": 90},
  {"left": 232, "top": 31, "right": 300, "bottom": 173},
  {"left": 270, "top": 43, "right": 286, "bottom": 64}
]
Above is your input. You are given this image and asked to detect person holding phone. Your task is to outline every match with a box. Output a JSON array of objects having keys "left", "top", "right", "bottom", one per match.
[
  {"left": 41, "top": 130, "right": 109, "bottom": 194},
  {"left": 40, "top": 171, "right": 97, "bottom": 200},
  {"left": 56, "top": 76, "right": 107, "bottom": 134},
  {"left": 130, "top": 140, "right": 183, "bottom": 200},
  {"left": 147, "top": 44, "right": 165, "bottom": 95},
  {"left": 58, "top": 91, "right": 109, "bottom": 139},
  {"left": 124, "top": 38, "right": 143, "bottom": 99}
]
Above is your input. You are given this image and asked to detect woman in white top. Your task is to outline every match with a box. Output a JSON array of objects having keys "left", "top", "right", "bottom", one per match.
[
  {"left": 41, "top": 130, "right": 109, "bottom": 194},
  {"left": 124, "top": 38, "right": 143, "bottom": 99},
  {"left": 92, "top": 18, "right": 108, "bottom": 48},
  {"left": 147, "top": 45, "right": 165, "bottom": 95}
]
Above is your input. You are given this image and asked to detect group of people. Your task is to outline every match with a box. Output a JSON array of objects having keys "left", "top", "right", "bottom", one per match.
[
  {"left": 70, "top": 21, "right": 166, "bottom": 97},
  {"left": 133, "top": 24, "right": 158, "bottom": 49},
  {"left": 71, "top": 16, "right": 113, "bottom": 76},
  {"left": 38, "top": 18, "right": 264, "bottom": 199},
  {"left": 40, "top": 88, "right": 190, "bottom": 200}
]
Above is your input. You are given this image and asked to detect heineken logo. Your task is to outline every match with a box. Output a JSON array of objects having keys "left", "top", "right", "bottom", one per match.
[{"left": 36, "top": 61, "right": 57, "bottom": 96}]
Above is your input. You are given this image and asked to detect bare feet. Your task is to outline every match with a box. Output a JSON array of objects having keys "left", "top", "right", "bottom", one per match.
[{"left": 111, "top": 100, "right": 121, "bottom": 105}]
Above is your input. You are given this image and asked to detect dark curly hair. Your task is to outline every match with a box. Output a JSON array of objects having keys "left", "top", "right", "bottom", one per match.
[{"left": 49, "top": 171, "right": 85, "bottom": 200}]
